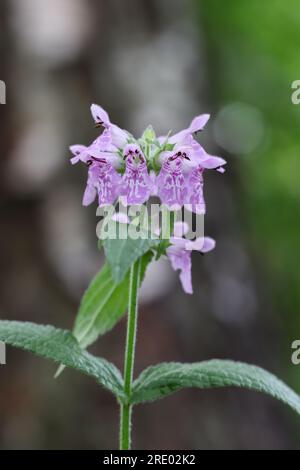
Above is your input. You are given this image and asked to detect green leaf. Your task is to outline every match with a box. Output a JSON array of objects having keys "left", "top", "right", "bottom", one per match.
[
  {"left": 131, "top": 360, "right": 300, "bottom": 415},
  {"left": 0, "top": 321, "right": 124, "bottom": 399},
  {"left": 141, "top": 125, "right": 156, "bottom": 142},
  {"left": 73, "top": 264, "right": 129, "bottom": 349},
  {"left": 102, "top": 226, "right": 159, "bottom": 283},
  {"left": 164, "top": 143, "right": 175, "bottom": 151},
  {"left": 73, "top": 252, "right": 153, "bottom": 349}
]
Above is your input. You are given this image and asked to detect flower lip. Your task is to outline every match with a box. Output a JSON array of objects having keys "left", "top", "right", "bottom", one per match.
[
  {"left": 123, "top": 144, "right": 146, "bottom": 167},
  {"left": 70, "top": 144, "right": 90, "bottom": 165},
  {"left": 164, "top": 156, "right": 182, "bottom": 172},
  {"left": 121, "top": 144, "right": 152, "bottom": 205},
  {"left": 185, "top": 236, "right": 216, "bottom": 253},
  {"left": 83, "top": 157, "right": 122, "bottom": 207}
]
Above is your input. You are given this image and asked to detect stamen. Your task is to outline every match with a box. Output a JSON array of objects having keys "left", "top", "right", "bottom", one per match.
[{"left": 91, "top": 156, "right": 107, "bottom": 164}]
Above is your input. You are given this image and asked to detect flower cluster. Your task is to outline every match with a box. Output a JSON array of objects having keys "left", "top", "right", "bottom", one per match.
[
  {"left": 70, "top": 104, "right": 226, "bottom": 212},
  {"left": 70, "top": 104, "right": 226, "bottom": 294}
]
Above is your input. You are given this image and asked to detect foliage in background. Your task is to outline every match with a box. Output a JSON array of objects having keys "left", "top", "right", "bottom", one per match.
[{"left": 198, "top": 0, "right": 300, "bottom": 383}]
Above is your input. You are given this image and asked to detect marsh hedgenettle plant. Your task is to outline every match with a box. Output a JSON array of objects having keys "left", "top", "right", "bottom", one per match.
[{"left": 1, "top": 104, "right": 300, "bottom": 450}]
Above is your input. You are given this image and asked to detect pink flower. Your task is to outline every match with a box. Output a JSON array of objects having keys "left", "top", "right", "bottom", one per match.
[
  {"left": 156, "top": 117, "right": 226, "bottom": 211},
  {"left": 70, "top": 105, "right": 129, "bottom": 206},
  {"left": 156, "top": 150, "right": 189, "bottom": 209},
  {"left": 70, "top": 136, "right": 121, "bottom": 207},
  {"left": 166, "top": 222, "right": 215, "bottom": 294},
  {"left": 120, "top": 144, "right": 153, "bottom": 205},
  {"left": 83, "top": 159, "right": 121, "bottom": 207},
  {"left": 70, "top": 126, "right": 119, "bottom": 167},
  {"left": 91, "top": 104, "right": 129, "bottom": 149}
]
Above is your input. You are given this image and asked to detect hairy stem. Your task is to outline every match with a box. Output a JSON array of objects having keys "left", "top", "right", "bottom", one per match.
[{"left": 119, "top": 258, "right": 141, "bottom": 450}]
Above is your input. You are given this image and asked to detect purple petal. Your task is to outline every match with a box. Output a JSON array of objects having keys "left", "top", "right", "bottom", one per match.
[
  {"left": 201, "top": 237, "right": 216, "bottom": 253},
  {"left": 169, "top": 237, "right": 188, "bottom": 249},
  {"left": 197, "top": 155, "right": 227, "bottom": 170},
  {"left": 121, "top": 145, "right": 153, "bottom": 205},
  {"left": 189, "top": 139, "right": 226, "bottom": 170},
  {"left": 173, "top": 221, "right": 189, "bottom": 238},
  {"left": 110, "top": 124, "right": 129, "bottom": 149},
  {"left": 217, "top": 166, "right": 226, "bottom": 174},
  {"left": 185, "top": 236, "right": 216, "bottom": 252},
  {"left": 82, "top": 184, "right": 97, "bottom": 206},
  {"left": 187, "top": 166, "right": 206, "bottom": 214},
  {"left": 87, "top": 130, "right": 123, "bottom": 167},
  {"left": 91, "top": 104, "right": 128, "bottom": 148},
  {"left": 188, "top": 114, "right": 210, "bottom": 133},
  {"left": 70, "top": 127, "right": 122, "bottom": 167},
  {"left": 167, "top": 245, "right": 193, "bottom": 294},
  {"left": 91, "top": 103, "right": 110, "bottom": 126},
  {"left": 92, "top": 129, "right": 114, "bottom": 149},
  {"left": 97, "top": 165, "right": 121, "bottom": 207},
  {"left": 84, "top": 161, "right": 121, "bottom": 207},
  {"left": 157, "top": 157, "right": 188, "bottom": 209},
  {"left": 88, "top": 145, "right": 120, "bottom": 168},
  {"left": 169, "top": 114, "right": 210, "bottom": 144},
  {"left": 70, "top": 145, "right": 90, "bottom": 164}
]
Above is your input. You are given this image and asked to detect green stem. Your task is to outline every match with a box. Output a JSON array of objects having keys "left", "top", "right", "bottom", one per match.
[{"left": 119, "top": 258, "right": 141, "bottom": 450}]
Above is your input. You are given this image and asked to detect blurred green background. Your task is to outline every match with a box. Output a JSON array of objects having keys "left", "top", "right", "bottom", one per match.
[{"left": 0, "top": 0, "right": 300, "bottom": 449}]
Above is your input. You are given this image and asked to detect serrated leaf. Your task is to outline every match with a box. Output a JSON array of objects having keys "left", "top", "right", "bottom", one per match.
[
  {"left": 73, "top": 252, "right": 153, "bottom": 349},
  {"left": 131, "top": 360, "right": 300, "bottom": 415},
  {"left": 102, "top": 226, "right": 159, "bottom": 283},
  {"left": 0, "top": 321, "right": 124, "bottom": 398}
]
